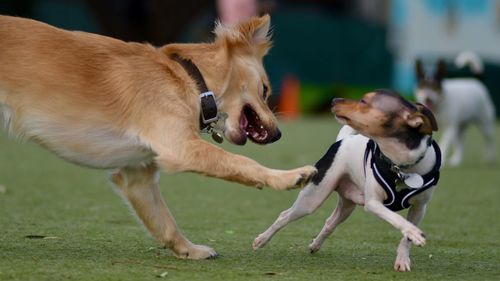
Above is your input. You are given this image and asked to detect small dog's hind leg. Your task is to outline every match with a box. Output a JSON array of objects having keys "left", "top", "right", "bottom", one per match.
[
  {"left": 110, "top": 163, "right": 217, "bottom": 260},
  {"left": 479, "top": 117, "right": 496, "bottom": 164},
  {"left": 308, "top": 196, "right": 356, "bottom": 253},
  {"left": 439, "top": 126, "right": 458, "bottom": 165},
  {"left": 253, "top": 179, "right": 337, "bottom": 250},
  {"left": 449, "top": 125, "right": 465, "bottom": 166}
]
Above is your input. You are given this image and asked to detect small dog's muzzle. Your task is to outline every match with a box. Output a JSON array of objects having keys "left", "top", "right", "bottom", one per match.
[{"left": 331, "top": 98, "right": 345, "bottom": 107}]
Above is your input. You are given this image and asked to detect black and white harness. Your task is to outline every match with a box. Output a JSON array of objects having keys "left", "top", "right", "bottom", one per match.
[{"left": 364, "top": 139, "right": 441, "bottom": 212}]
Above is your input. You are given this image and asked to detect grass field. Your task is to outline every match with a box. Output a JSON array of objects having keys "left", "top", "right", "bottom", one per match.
[{"left": 1, "top": 118, "right": 499, "bottom": 281}]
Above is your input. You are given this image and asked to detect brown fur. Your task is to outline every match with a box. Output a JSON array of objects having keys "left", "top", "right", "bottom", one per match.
[{"left": 0, "top": 15, "right": 316, "bottom": 259}]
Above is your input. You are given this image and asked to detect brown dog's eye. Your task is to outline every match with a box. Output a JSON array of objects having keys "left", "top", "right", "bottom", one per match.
[{"left": 262, "top": 84, "right": 268, "bottom": 99}]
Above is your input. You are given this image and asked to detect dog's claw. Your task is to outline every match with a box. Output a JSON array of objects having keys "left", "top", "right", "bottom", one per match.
[
  {"left": 173, "top": 244, "right": 218, "bottom": 260},
  {"left": 207, "top": 252, "right": 219, "bottom": 259},
  {"left": 394, "top": 258, "right": 411, "bottom": 272}
]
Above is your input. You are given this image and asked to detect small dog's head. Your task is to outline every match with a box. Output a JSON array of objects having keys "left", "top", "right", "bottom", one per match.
[
  {"left": 414, "top": 59, "right": 447, "bottom": 111},
  {"left": 213, "top": 15, "right": 280, "bottom": 145},
  {"left": 332, "top": 89, "right": 438, "bottom": 149}
]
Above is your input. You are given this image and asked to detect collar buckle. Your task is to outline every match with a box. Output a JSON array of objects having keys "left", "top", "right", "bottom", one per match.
[{"left": 200, "top": 91, "right": 219, "bottom": 125}]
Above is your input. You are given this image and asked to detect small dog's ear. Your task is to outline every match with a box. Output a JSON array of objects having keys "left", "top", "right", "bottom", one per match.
[
  {"left": 415, "top": 59, "right": 425, "bottom": 81},
  {"left": 406, "top": 115, "right": 424, "bottom": 130},
  {"left": 415, "top": 103, "right": 438, "bottom": 132},
  {"left": 435, "top": 59, "right": 447, "bottom": 82}
]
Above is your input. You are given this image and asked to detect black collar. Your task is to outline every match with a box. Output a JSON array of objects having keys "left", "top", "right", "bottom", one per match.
[
  {"left": 169, "top": 53, "right": 219, "bottom": 131},
  {"left": 378, "top": 136, "right": 433, "bottom": 171}
]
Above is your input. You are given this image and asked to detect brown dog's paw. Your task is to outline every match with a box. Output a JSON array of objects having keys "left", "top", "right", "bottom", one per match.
[
  {"left": 173, "top": 244, "right": 218, "bottom": 260},
  {"left": 267, "top": 166, "right": 317, "bottom": 191},
  {"left": 294, "top": 166, "right": 317, "bottom": 187}
]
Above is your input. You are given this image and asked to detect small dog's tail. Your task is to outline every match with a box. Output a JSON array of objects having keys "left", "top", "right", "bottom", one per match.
[{"left": 455, "top": 51, "right": 484, "bottom": 75}]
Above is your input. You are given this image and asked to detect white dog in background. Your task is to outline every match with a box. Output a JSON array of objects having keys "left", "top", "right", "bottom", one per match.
[{"left": 414, "top": 52, "right": 496, "bottom": 166}]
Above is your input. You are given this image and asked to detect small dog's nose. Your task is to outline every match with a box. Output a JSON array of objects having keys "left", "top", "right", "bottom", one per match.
[
  {"left": 332, "top": 98, "right": 344, "bottom": 106},
  {"left": 270, "top": 128, "right": 282, "bottom": 143}
]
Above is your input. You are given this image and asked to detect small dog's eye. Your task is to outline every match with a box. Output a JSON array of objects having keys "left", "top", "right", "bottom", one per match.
[
  {"left": 262, "top": 84, "right": 269, "bottom": 99},
  {"left": 360, "top": 99, "right": 367, "bottom": 104}
]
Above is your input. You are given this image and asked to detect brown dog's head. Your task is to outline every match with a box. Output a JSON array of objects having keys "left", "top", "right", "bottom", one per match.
[
  {"left": 213, "top": 15, "right": 280, "bottom": 145},
  {"left": 332, "top": 89, "right": 438, "bottom": 149}
]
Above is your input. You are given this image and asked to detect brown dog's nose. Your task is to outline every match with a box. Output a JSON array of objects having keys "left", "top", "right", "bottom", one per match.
[
  {"left": 269, "top": 128, "right": 282, "bottom": 143},
  {"left": 332, "top": 98, "right": 345, "bottom": 107}
]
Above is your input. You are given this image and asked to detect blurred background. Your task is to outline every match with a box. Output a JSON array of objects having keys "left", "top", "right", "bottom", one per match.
[{"left": 1, "top": 0, "right": 499, "bottom": 117}]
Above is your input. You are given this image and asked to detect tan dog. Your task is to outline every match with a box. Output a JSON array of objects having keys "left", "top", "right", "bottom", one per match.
[{"left": 0, "top": 15, "right": 316, "bottom": 259}]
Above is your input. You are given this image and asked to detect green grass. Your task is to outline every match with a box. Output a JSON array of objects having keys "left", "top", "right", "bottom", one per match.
[{"left": 1, "top": 118, "right": 499, "bottom": 281}]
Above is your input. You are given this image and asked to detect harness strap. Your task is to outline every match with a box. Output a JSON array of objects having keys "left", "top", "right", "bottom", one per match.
[{"left": 365, "top": 139, "right": 441, "bottom": 211}]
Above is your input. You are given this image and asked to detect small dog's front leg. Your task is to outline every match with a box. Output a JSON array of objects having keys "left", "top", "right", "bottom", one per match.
[
  {"left": 364, "top": 177, "right": 426, "bottom": 246},
  {"left": 364, "top": 199, "right": 426, "bottom": 246},
  {"left": 394, "top": 203, "right": 428, "bottom": 272},
  {"left": 157, "top": 138, "right": 316, "bottom": 190}
]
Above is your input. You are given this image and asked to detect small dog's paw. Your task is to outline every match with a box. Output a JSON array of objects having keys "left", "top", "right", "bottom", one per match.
[
  {"left": 173, "top": 244, "right": 218, "bottom": 260},
  {"left": 402, "top": 225, "right": 426, "bottom": 246},
  {"left": 308, "top": 240, "right": 322, "bottom": 254},
  {"left": 252, "top": 233, "right": 270, "bottom": 250},
  {"left": 394, "top": 255, "right": 411, "bottom": 272}
]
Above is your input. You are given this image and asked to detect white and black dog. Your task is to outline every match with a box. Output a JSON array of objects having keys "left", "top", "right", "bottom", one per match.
[
  {"left": 253, "top": 90, "right": 441, "bottom": 272},
  {"left": 414, "top": 52, "right": 496, "bottom": 166}
]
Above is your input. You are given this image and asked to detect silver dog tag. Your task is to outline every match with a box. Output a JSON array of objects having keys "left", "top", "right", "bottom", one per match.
[
  {"left": 404, "top": 173, "right": 424, "bottom": 188},
  {"left": 212, "top": 131, "right": 224, "bottom": 143}
]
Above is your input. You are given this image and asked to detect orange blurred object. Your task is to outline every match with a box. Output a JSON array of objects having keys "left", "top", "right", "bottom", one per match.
[{"left": 278, "top": 75, "right": 300, "bottom": 120}]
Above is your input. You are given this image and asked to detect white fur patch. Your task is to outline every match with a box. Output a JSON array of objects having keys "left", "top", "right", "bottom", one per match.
[{"left": 16, "top": 113, "right": 155, "bottom": 169}]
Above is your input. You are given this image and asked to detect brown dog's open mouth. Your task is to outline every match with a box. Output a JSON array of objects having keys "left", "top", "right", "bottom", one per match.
[{"left": 240, "top": 105, "right": 269, "bottom": 144}]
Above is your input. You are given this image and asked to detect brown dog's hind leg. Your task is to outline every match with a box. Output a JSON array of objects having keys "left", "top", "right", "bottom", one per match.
[{"left": 110, "top": 163, "right": 218, "bottom": 259}]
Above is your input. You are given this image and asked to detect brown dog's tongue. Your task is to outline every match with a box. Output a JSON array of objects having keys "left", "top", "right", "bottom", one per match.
[{"left": 239, "top": 112, "right": 248, "bottom": 132}]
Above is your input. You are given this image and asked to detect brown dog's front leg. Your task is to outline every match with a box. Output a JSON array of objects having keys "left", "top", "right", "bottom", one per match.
[
  {"left": 157, "top": 139, "right": 316, "bottom": 190},
  {"left": 110, "top": 163, "right": 218, "bottom": 259}
]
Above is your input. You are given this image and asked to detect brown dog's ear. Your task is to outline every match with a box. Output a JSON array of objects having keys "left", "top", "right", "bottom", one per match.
[
  {"left": 248, "top": 14, "right": 271, "bottom": 45},
  {"left": 214, "top": 15, "right": 272, "bottom": 57},
  {"left": 412, "top": 103, "right": 438, "bottom": 133}
]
